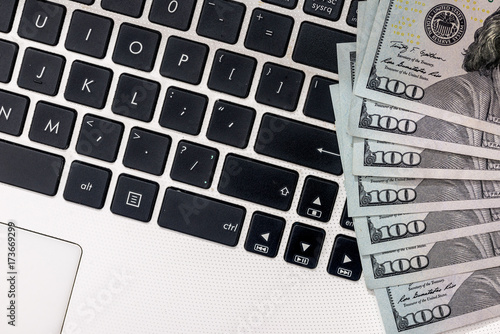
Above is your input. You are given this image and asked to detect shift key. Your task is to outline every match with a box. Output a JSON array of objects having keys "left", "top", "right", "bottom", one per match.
[
  {"left": 0, "top": 139, "right": 64, "bottom": 195},
  {"left": 218, "top": 154, "right": 298, "bottom": 211},
  {"left": 158, "top": 188, "right": 245, "bottom": 246}
]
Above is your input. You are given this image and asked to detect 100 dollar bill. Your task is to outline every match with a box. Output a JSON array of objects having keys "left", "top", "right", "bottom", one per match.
[
  {"left": 348, "top": 96, "right": 500, "bottom": 161},
  {"left": 355, "top": 0, "right": 500, "bottom": 134},
  {"left": 376, "top": 268, "right": 500, "bottom": 334},
  {"left": 354, "top": 208, "right": 500, "bottom": 255},
  {"left": 349, "top": 176, "right": 500, "bottom": 217},
  {"left": 351, "top": 138, "right": 500, "bottom": 180},
  {"left": 363, "top": 230, "right": 500, "bottom": 289}
]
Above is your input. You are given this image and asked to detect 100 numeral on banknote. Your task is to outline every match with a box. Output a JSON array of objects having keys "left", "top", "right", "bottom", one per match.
[{"left": 376, "top": 268, "right": 500, "bottom": 334}]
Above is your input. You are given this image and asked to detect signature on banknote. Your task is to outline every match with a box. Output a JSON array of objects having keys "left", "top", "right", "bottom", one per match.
[{"left": 389, "top": 41, "right": 447, "bottom": 62}]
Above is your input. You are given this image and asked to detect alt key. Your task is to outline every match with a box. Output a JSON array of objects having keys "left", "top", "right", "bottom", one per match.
[{"left": 63, "top": 161, "right": 111, "bottom": 209}]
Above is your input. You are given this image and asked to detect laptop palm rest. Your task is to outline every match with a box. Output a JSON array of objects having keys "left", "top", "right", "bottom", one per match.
[{"left": 0, "top": 222, "right": 81, "bottom": 334}]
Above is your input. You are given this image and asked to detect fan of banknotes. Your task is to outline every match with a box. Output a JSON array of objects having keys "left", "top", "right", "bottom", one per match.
[{"left": 333, "top": 0, "right": 500, "bottom": 333}]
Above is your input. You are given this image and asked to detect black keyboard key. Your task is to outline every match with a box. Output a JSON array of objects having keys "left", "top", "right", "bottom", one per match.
[
  {"left": 0, "top": 90, "right": 29, "bottom": 136},
  {"left": 218, "top": 154, "right": 298, "bottom": 211},
  {"left": 159, "top": 87, "right": 208, "bottom": 135},
  {"left": 28, "top": 102, "right": 76, "bottom": 149},
  {"left": 255, "top": 63, "right": 304, "bottom": 111},
  {"left": 347, "top": 0, "right": 360, "bottom": 27},
  {"left": 303, "top": 0, "right": 344, "bottom": 21},
  {"left": 18, "top": 48, "right": 65, "bottom": 96},
  {"left": 158, "top": 188, "right": 245, "bottom": 247},
  {"left": 18, "top": 0, "right": 66, "bottom": 45},
  {"left": 293, "top": 22, "right": 356, "bottom": 73},
  {"left": 196, "top": 0, "right": 246, "bottom": 44},
  {"left": 149, "top": 0, "right": 197, "bottom": 31},
  {"left": 244, "top": 212, "right": 285, "bottom": 258},
  {"left": 255, "top": 114, "right": 343, "bottom": 175},
  {"left": 0, "top": 0, "right": 18, "bottom": 33},
  {"left": 284, "top": 222, "right": 325, "bottom": 269},
  {"left": 112, "top": 74, "right": 160, "bottom": 122},
  {"left": 206, "top": 100, "right": 255, "bottom": 148},
  {"left": 304, "top": 76, "right": 337, "bottom": 123},
  {"left": 64, "top": 61, "right": 113, "bottom": 109},
  {"left": 101, "top": 0, "right": 145, "bottom": 18},
  {"left": 262, "top": 0, "right": 297, "bottom": 9},
  {"left": 112, "top": 24, "right": 161, "bottom": 72},
  {"left": 71, "top": 0, "right": 94, "bottom": 4},
  {"left": 170, "top": 141, "right": 219, "bottom": 189},
  {"left": 160, "top": 36, "right": 209, "bottom": 85},
  {"left": 0, "top": 139, "right": 64, "bottom": 196},
  {"left": 76, "top": 114, "right": 124, "bottom": 162},
  {"left": 297, "top": 176, "right": 339, "bottom": 222},
  {"left": 0, "top": 40, "right": 19, "bottom": 83},
  {"left": 327, "top": 235, "right": 362, "bottom": 281},
  {"left": 340, "top": 201, "right": 354, "bottom": 230},
  {"left": 245, "top": 9, "right": 294, "bottom": 58},
  {"left": 65, "top": 10, "right": 113, "bottom": 59},
  {"left": 123, "top": 128, "right": 171, "bottom": 176},
  {"left": 207, "top": 50, "right": 256, "bottom": 98},
  {"left": 63, "top": 161, "right": 111, "bottom": 209},
  {"left": 111, "top": 174, "right": 159, "bottom": 222}
]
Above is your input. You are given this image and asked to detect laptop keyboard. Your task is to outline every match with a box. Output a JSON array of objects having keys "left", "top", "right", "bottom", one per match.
[{"left": 0, "top": 0, "right": 360, "bottom": 275}]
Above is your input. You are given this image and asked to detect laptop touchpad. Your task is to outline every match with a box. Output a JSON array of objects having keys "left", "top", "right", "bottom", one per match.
[{"left": 0, "top": 222, "right": 81, "bottom": 334}]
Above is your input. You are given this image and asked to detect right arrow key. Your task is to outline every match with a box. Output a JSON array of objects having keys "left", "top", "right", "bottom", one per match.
[{"left": 327, "top": 234, "right": 363, "bottom": 281}]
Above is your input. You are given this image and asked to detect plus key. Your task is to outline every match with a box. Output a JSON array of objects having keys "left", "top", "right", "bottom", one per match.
[{"left": 245, "top": 9, "right": 294, "bottom": 57}]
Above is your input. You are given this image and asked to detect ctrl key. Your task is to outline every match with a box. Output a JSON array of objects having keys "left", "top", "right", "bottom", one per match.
[
  {"left": 158, "top": 188, "right": 245, "bottom": 246},
  {"left": 63, "top": 161, "right": 111, "bottom": 209}
]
